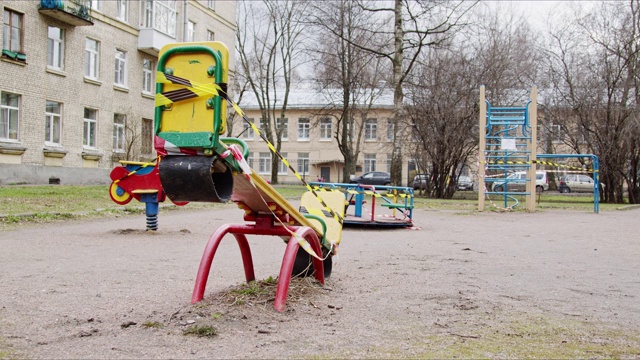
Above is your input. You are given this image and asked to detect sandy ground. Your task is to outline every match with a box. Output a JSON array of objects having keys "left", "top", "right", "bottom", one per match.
[{"left": 1, "top": 204, "right": 640, "bottom": 359}]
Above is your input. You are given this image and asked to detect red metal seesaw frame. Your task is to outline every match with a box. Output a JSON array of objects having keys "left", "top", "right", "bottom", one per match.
[{"left": 191, "top": 215, "right": 325, "bottom": 312}]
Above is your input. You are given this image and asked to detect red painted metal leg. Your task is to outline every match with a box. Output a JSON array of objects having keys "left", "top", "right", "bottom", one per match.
[
  {"left": 192, "top": 224, "right": 232, "bottom": 303},
  {"left": 192, "top": 224, "right": 256, "bottom": 304},
  {"left": 232, "top": 233, "right": 255, "bottom": 283},
  {"left": 274, "top": 227, "right": 324, "bottom": 312}
]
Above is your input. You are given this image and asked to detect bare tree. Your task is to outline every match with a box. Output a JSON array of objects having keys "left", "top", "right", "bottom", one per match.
[
  {"left": 465, "top": 4, "right": 544, "bottom": 104},
  {"left": 236, "top": 0, "right": 308, "bottom": 184},
  {"left": 347, "top": 0, "right": 477, "bottom": 185},
  {"left": 406, "top": 47, "right": 478, "bottom": 198},
  {"left": 304, "top": 0, "right": 389, "bottom": 182},
  {"left": 545, "top": 0, "right": 640, "bottom": 203},
  {"left": 404, "top": 4, "right": 541, "bottom": 198},
  {"left": 225, "top": 72, "right": 250, "bottom": 138}
]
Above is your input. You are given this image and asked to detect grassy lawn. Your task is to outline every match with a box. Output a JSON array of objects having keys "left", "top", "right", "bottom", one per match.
[{"left": 0, "top": 184, "right": 627, "bottom": 228}]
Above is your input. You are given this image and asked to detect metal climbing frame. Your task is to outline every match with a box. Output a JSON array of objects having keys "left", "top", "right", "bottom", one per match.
[
  {"left": 478, "top": 86, "right": 539, "bottom": 211},
  {"left": 537, "top": 154, "right": 601, "bottom": 213}
]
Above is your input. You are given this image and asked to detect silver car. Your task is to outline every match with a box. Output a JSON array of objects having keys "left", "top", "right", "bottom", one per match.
[
  {"left": 457, "top": 175, "right": 474, "bottom": 191},
  {"left": 492, "top": 171, "right": 549, "bottom": 192},
  {"left": 558, "top": 174, "right": 602, "bottom": 193}
]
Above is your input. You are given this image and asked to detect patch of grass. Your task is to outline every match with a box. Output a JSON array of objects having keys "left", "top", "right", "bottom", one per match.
[
  {"left": 228, "top": 279, "right": 274, "bottom": 305},
  {"left": 0, "top": 185, "right": 112, "bottom": 215},
  {"left": 410, "top": 190, "right": 623, "bottom": 212},
  {"left": 315, "top": 312, "right": 640, "bottom": 359},
  {"left": 210, "top": 312, "right": 223, "bottom": 320},
  {"left": 0, "top": 336, "right": 15, "bottom": 360},
  {"left": 142, "top": 321, "right": 164, "bottom": 329},
  {"left": 416, "top": 315, "right": 640, "bottom": 359},
  {"left": 183, "top": 324, "right": 217, "bottom": 337},
  {"left": 271, "top": 185, "right": 307, "bottom": 199},
  {"left": 212, "top": 276, "right": 320, "bottom": 308}
]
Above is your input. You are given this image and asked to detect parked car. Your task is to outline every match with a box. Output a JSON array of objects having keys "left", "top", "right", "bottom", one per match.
[
  {"left": 558, "top": 174, "right": 603, "bottom": 193},
  {"left": 350, "top": 171, "right": 391, "bottom": 186},
  {"left": 492, "top": 171, "right": 549, "bottom": 192},
  {"left": 413, "top": 174, "right": 428, "bottom": 190},
  {"left": 457, "top": 175, "right": 474, "bottom": 191}
]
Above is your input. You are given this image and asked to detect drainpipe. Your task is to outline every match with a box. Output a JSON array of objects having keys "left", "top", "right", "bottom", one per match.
[{"left": 183, "top": 0, "right": 189, "bottom": 42}]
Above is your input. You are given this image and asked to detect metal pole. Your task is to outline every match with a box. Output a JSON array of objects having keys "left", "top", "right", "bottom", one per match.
[{"left": 478, "top": 86, "right": 486, "bottom": 212}]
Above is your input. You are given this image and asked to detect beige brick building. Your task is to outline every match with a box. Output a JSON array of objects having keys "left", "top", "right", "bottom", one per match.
[
  {"left": 0, "top": 0, "right": 236, "bottom": 185},
  {"left": 236, "top": 89, "right": 415, "bottom": 186}
]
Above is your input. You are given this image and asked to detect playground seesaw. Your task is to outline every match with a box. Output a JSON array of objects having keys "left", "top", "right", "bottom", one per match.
[{"left": 107, "top": 42, "right": 346, "bottom": 312}]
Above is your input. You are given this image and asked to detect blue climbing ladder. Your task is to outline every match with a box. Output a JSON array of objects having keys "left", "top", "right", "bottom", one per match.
[{"left": 483, "top": 99, "right": 534, "bottom": 209}]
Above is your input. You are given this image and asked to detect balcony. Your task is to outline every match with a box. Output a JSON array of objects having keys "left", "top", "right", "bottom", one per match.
[
  {"left": 38, "top": 0, "right": 93, "bottom": 26},
  {"left": 138, "top": 28, "right": 175, "bottom": 57}
]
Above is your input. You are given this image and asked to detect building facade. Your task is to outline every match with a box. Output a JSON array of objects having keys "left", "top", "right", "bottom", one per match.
[
  {"left": 236, "top": 89, "right": 415, "bottom": 186},
  {"left": 0, "top": 0, "right": 236, "bottom": 185}
]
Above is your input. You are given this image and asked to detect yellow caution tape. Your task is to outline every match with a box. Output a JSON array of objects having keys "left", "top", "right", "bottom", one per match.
[{"left": 154, "top": 72, "right": 344, "bottom": 228}]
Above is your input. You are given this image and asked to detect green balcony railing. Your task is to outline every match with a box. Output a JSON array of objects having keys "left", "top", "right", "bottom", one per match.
[{"left": 38, "top": 0, "right": 93, "bottom": 26}]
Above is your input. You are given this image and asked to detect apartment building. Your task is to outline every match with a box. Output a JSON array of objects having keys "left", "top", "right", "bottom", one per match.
[
  {"left": 236, "top": 88, "right": 414, "bottom": 185},
  {"left": 0, "top": 0, "right": 236, "bottom": 185}
]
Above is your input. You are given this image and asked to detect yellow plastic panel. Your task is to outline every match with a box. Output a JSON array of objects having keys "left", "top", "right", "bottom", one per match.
[
  {"left": 158, "top": 41, "right": 229, "bottom": 135},
  {"left": 300, "top": 191, "right": 346, "bottom": 246}
]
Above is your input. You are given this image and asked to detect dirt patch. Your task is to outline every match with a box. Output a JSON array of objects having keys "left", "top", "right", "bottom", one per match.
[{"left": 1, "top": 206, "right": 640, "bottom": 358}]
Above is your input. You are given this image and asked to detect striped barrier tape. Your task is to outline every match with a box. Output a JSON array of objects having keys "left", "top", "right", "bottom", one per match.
[
  {"left": 155, "top": 71, "right": 344, "bottom": 227},
  {"left": 311, "top": 186, "right": 413, "bottom": 199},
  {"left": 155, "top": 71, "right": 340, "bottom": 260},
  {"left": 483, "top": 160, "right": 598, "bottom": 173},
  {"left": 112, "top": 156, "right": 161, "bottom": 184}
]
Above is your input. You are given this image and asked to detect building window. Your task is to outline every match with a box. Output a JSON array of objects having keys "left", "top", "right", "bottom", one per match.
[
  {"left": 298, "top": 118, "right": 310, "bottom": 140},
  {"left": 113, "top": 114, "right": 126, "bottom": 152},
  {"left": 241, "top": 120, "right": 254, "bottom": 140},
  {"left": 364, "top": 154, "right": 376, "bottom": 173},
  {"left": 277, "top": 118, "right": 288, "bottom": 141},
  {"left": 3, "top": 9, "right": 23, "bottom": 53},
  {"left": 114, "top": 50, "right": 127, "bottom": 86},
  {"left": 552, "top": 124, "right": 565, "bottom": 143},
  {"left": 258, "top": 152, "right": 271, "bottom": 174},
  {"left": 297, "top": 152, "right": 309, "bottom": 174},
  {"left": 278, "top": 152, "right": 288, "bottom": 175},
  {"left": 207, "top": 30, "right": 215, "bottom": 41},
  {"left": 142, "top": 59, "right": 154, "bottom": 94},
  {"left": 45, "top": 101, "right": 62, "bottom": 145},
  {"left": 85, "top": 38, "right": 99, "bottom": 79},
  {"left": 83, "top": 108, "right": 97, "bottom": 148},
  {"left": 207, "top": 0, "right": 215, "bottom": 10},
  {"left": 246, "top": 152, "right": 254, "bottom": 168},
  {"left": 320, "top": 118, "right": 332, "bottom": 140},
  {"left": 386, "top": 119, "right": 394, "bottom": 142},
  {"left": 0, "top": 92, "right": 20, "bottom": 141},
  {"left": 143, "top": 0, "right": 177, "bottom": 37},
  {"left": 386, "top": 153, "right": 392, "bottom": 173},
  {"left": 365, "top": 119, "right": 377, "bottom": 141},
  {"left": 47, "top": 26, "right": 64, "bottom": 70},
  {"left": 187, "top": 20, "right": 195, "bottom": 42},
  {"left": 142, "top": 118, "right": 153, "bottom": 153},
  {"left": 116, "top": 0, "right": 128, "bottom": 22},
  {"left": 91, "top": 0, "right": 101, "bottom": 11}
]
